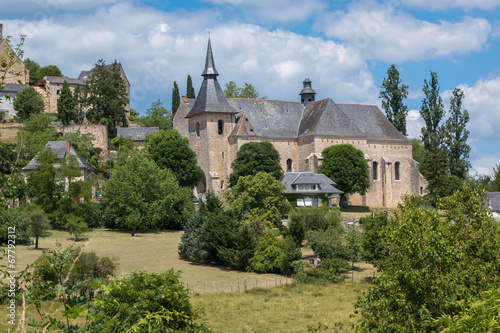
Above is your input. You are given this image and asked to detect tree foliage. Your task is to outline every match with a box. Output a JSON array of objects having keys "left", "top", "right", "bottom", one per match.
[
  {"left": 224, "top": 81, "right": 266, "bottom": 99},
  {"left": 318, "top": 144, "right": 370, "bottom": 195},
  {"left": 225, "top": 171, "right": 291, "bottom": 228},
  {"left": 380, "top": 64, "right": 409, "bottom": 135},
  {"left": 491, "top": 164, "right": 500, "bottom": 191},
  {"left": 145, "top": 129, "right": 203, "bottom": 188},
  {"left": 421, "top": 141, "right": 451, "bottom": 201},
  {"left": 442, "top": 88, "right": 471, "bottom": 179},
  {"left": 412, "top": 138, "right": 425, "bottom": 168},
  {"left": 16, "top": 113, "right": 60, "bottom": 161},
  {"left": 100, "top": 156, "right": 193, "bottom": 233},
  {"left": 21, "top": 203, "right": 52, "bottom": 249},
  {"left": 56, "top": 80, "right": 78, "bottom": 125},
  {"left": 89, "top": 270, "right": 208, "bottom": 332},
  {"left": 13, "top": 86, "right": 45, "bottom": 121},
  {"left": 139, "top": 99, "right": 172, "bottom": 131},
  {"left": 172, "top": 80, "right": 180, "bottom": 115},
  {"left": 86, "top": 60, "right": 128, "bottom": 137},
  {"left": 24, "top": 58, "right": 41, "bottom": 85},
  {"left": 229, "top": 141, "right": 283, "bottom": 187},
  {"left": 247, "top": 229, "right": 285, "bottom": 273},
  {"left": 360, "top": 212, "right": 389, "bottom": 267},
  {"left": 186, "top": 74, "right": 196, "bottom": 99},
  {"left": 356, "top": 187, "right": 500, "bottom": 332},
  {"left": 420, "top": 71, "right": 445, "bottom": 150}
]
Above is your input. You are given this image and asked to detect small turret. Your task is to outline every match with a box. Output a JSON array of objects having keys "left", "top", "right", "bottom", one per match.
[{"left": 299, "top": 77, "right": 316, "bottom": 105}]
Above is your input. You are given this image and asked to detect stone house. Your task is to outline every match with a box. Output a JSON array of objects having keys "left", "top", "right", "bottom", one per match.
[
  {"left": 0, "top": 24, "right": 30, "bottom": 86},
  {"left": 173, "top": 40, "right": 426, "bottom": 208},
  {"left": 21, "top": 141, "right": 92, "bottom": 188},
  {"left": 487, "top": 192, "right": 500, "bottom": 221},
  {"left": 117, "top": 127, "right": 159, "bottom": 147},
  {"left": 281, "top": 172, "right": 343, "bottom": 207}
]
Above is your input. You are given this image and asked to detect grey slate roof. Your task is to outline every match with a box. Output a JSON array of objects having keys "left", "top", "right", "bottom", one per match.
[
  {"left": 337, "top": 104, "right": 409, "bottom": 142},
  {"left": 298, "top": 98, "right": 366, "bottom": 138},
  {"left": 117, "top": 127, "right": 159, "bottom": 142},
  {"left": 185, "top": 40, "right": 237, "bottom": 118},
  {"left": 0, "top": 83, "right": 28, "bottom": 93},
  {"left": 45, "top": 76, "right": 86, "bottom": 86},
  {"left": 78, "top": 63, "right": 130, "bottom": 86},
  {"left": 487, "top": 192, "right": 500, "bottom": 212},
  {"left": 228, "top": 99, "right": 304, "bottom": 138},
  {"left": 281, "top": 172, "right": 343, "bottom": 195},
  {"left": 22, "top": 141, "right": 90, "bottom": 171}
]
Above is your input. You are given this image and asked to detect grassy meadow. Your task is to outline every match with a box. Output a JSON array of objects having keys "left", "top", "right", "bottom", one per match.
[{"left": 2, "top": 228, "right": 376, "bottom": 332}]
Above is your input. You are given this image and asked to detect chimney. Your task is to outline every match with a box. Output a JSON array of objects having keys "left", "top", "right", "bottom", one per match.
[
  {"left": 181, "top": 96, "right": 187, "bottom": 105},
  {"left": 66, "top": 141, "right": 71, "bottom": 156},
  {"left": 0, "top": 24, "right": 3, "bottom": 40}
]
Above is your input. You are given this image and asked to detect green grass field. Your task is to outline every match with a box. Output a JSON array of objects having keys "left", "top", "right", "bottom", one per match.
[{"left": 2, "top": 228, "right": 375, "bottom": 332}]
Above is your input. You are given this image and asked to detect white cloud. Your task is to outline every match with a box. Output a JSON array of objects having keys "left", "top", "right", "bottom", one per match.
[
  {"left": 315, "top": 2, "right": 492, "bottom": 62},
  {"left": 401, "top": 0, "right": 500, "bottom": 11},
  {"left": 406, "top": 109, "right": 424, "bottom": 139}
]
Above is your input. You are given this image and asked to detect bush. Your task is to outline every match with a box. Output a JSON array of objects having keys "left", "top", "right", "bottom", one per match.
[
  {"left": 88, "top": 270, "right": 209, "bottom": 332},
  {"left": 248, "top": 229, "right": 285, "bottom": 273},
  {"left": 291, "top": 259, "right": 348, "bottom": 284},
  {"left": 290, "top": 206, "right": 342, "bottom": 232}
]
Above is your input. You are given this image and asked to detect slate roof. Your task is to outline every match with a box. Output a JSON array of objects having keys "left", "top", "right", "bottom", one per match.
[
  {"left": 0, "top": 83, "right": 28, "bottom": 93},
  {"left": 46, "top": 76, "right": 86, "bottom": 86},
  {"left": 22, "top": 141, "right": 90, "bottom": 171},
  {"left": 281, "top": 172, "right": 343, "bottom": 195},
  {"left": 78, "top": 63, "right": 130, "bottom": 86},
  {"left": 185, "top": 39, "right": 237, "bottom": 118},
  {"left": 487, "top": 192, "right": 500, "bottom": 212},
  {"left": 117, "top": 127, "right": 159, "bottom": 142},
  {"left": 336, "top": 104, "right": 409, "bottom": 142}
]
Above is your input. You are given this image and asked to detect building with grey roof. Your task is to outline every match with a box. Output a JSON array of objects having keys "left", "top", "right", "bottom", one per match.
[
  {"left": 281, "top": 172, "right": 343, "bottom": 207},
  {"left": 173, "top": 40, "right": 426, "bottom": 207},
  {"left": 117, "top": 127, "right": 159, "bottom": 146},
  {"left": 21, "top": 141, "right": 92, "bottom": 183},
  {"left": 0, "top": 83, "right": 29, "bottom": 117}
]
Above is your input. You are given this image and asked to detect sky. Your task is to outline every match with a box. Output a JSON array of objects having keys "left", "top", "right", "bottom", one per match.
[{"left": 1, "top": 0, "right": 500, "bottom": 175}]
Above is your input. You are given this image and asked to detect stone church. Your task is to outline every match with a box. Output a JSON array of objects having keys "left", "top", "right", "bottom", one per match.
[{"left": 174, "top": 40, "right": 426, "bottom": 208}]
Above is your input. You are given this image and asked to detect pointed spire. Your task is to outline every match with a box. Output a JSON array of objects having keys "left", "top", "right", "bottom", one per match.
[{"left": 202, "top": 39, "right": 219, "bottom": 76}]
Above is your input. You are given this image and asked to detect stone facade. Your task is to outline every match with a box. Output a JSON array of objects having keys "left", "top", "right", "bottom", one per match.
[
  {"left": 0, "top": 25, "right": 30, "bottom": 85},
  {"left": 174, "top": 40, "right": 426, "bottom": 208},
  {"left": 57, "top": 124, "right": 109, "bottom": 152}
]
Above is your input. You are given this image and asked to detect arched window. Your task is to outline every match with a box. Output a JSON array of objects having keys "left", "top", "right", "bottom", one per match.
[
  {"left": 372, "top": 161, "right": 378, "bottom": 180},
  {"left": 286, "top": 158, "right": 293, "bottom": 172},
  {"left": 395, "top": 161, "right": 400, "bottom": 180},
  {"left": 196, "top": 122, "right": 200, "bottom": 137},
  {"left": 218, "top": 119, "right": 224, "bottom": 135}
]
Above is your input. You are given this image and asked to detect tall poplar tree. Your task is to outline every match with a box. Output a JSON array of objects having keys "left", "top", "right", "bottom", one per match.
[
  {"left": 420, "top": 71, "right": 445, "bottom": 150},
  {"left": 380, "top": 65, "right": 409, "bottom": 135},
  {"left": 56, "top": 80, "right": 77, "bottom": 125},
  {"left": 186, "top": 75, "right": 196, "bottom": 99},
  {"left": 442, "top": 88, "right": 471, "bottom": 179},
  {"left": 172, "top": 81, "right": 180, "bottom": 115}
]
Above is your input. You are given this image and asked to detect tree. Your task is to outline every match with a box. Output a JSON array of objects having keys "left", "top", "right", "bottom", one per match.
[
  {"left": 491, "top": 164, "right": 500, "bottom": 191},
  {"left": 356, "top": 187, "right": 500, "bottom": 332},
  {"left": 247, "top": 229, "right": 285, "bottom": 273},
  {"left": 12, "top": 86, "right": 45, "bottom": 121},
  {"left": 56, "top": 80, "right": 77, "bottom": 125},
  {"left": 15, "top": 113, "right": 61, "bottom": 161},
  {"left": 420, "top": 71, "right": 445, "bottom": 150},
  {"left": 421, "top": 142, "right": 451, "bottom": 202},
  {"left": 360, "top": 212, "right": 389, "bottom": 267},
  {"left": 86, "top": 60, "right": 128, "bottom": 137},
  {"left": 287, "top": 212, "right": 306, "bottom": 246},
  {"left": 411, "top": 138, "right": 425, "bottom": 167},
  {"left": 22, "top": 204, "right": 52, "bottom": 249},
  {"left": 65, "top": 214, "right": 89, "bottom": 241},
  {"left": 318, "top": 144, "right": 370, "bottom": 196},
  {"left": 172, "top": 81, "right": 180, "bottom": 115},
  {"left": 100, "top": 156, "right": 193, "bottom": 233},
  {"left": 88, "top": 270, "right": 209, "bottom": 332},
  {"left": 186, "top": 74, "right": 196, "bottom": 99},
  {"left": 27, "top": 149, "right": 63, "bottom": 220},
  {"left": 145, "top": 129, "right": 203, "bottom": 188},
  {"left": 345, "top": 227, "right": 363, "bottom": 268},
  {"left": 24, "top": 58, "right": 41, "bottom": 85},
  {"left": 225, "top": 171, "right": 291, "bottom": 228},
  {"left": 379, "top": 65, "right": 409, "bottom": 135},
  {"left": 38, "top": 64, "right": 62, "bottom": 78},
  {"left": 139, "top": 99, "right": 172, "bottom": 131},
  {"left": 178, "top": 211, "right": 209, "bottom": 263},
  {"left": 0, "top": 206, "right": 31, "bottom": 245},
  {"left": 442, "top": 88, "right": 471, "bottom": 179},
  {"left": 229, "top": 141, "right": 283, "bottom": 187},
  {"left": 224, "top": 81, "right": 266, "bottom": 99}
]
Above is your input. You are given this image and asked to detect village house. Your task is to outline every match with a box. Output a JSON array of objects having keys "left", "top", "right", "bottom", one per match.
[
  {"left": 174, "top": 39, "right": 426, "bottom": 208},
  {"left": 281, "top": 172, "right": 343, "bottom": 207}
]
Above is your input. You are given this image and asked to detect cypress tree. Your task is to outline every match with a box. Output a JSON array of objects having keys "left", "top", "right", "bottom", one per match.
[
  {"left": 57, "top": 80, "right": 77, "bottom": 125},
  {"left": 380, "top": 65, "right": 409, "bottom": 136},
  {"left": 186, "top": 75, "right": 195, "bottom": 99},
  {"left": 172, "top": 81, "right": 180, "bottom": 115}
]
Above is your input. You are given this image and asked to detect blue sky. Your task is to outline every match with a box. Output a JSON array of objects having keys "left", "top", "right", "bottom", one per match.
[{"left": 2, "top": 0, "right": 500, "bottom": 175}]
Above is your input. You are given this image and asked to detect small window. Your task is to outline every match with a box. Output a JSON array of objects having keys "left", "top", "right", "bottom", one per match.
[
  {"left": 196, "top": 122, "right": 200, "bottom": 137},
  {"left": 286, "top": 159, "right": 293, "bottom": 172},
  {"left": 218, "top": 119, "right": 224, "bottom": 135},
  {"left": 395, "top": 161, "right": 400, "bottom": 180},
  {"left": 372, "top": 161, "right": 378, "bottom": 180},
  {"left": 57, "top": 90, "right": 60, "bottom": 95},
  {"left": 220, "top": 180, "right": 224, "bottom": 189},
  {"left": 222, "top": 151, "right": 224, "bottom": 159}
]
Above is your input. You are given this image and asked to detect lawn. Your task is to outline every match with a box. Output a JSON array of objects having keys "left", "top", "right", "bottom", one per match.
[{"left": 2, "top": 228, "right": 375, "bottom": 332}]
